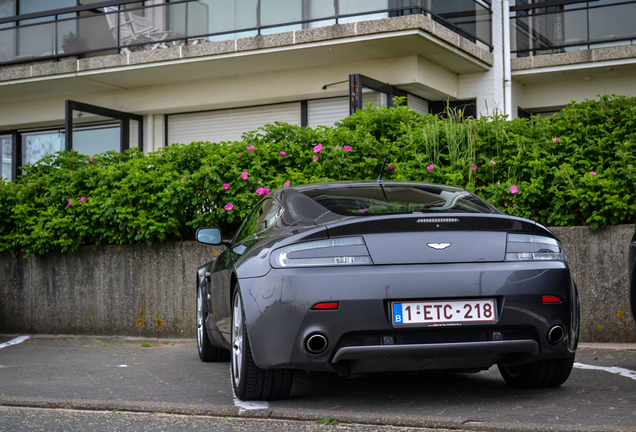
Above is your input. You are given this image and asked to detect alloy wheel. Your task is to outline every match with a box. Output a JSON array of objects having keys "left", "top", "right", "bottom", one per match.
[
  {"left": 232, "top": 291, "right": 244, "bottom": 390},
  {"left": 197, "top": 287, "right": 204, "bottom": 351}
]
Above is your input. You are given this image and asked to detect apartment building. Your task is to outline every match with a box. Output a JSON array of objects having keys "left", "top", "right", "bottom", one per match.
[{"left": 1, "top": 0, "right": 634, "bottom": 182}]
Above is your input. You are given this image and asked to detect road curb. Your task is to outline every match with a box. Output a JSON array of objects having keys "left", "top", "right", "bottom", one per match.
[{"left": 1, "top": 397, "right": 631, "bottom": 432}]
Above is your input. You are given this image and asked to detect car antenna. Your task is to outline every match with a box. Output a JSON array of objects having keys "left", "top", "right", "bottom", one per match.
[{"left": 377, "top": 141, "right": 395, "bottom": 183}]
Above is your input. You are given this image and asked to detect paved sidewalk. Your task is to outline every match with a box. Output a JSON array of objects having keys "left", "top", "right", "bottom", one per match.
[{"left": 1, "top": 335, "right": 635, "bottom": 432}]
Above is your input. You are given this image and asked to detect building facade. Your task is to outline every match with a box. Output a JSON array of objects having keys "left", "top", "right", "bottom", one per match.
[{"left": 1, "top": 0, "right": 635, "bottom": 182}]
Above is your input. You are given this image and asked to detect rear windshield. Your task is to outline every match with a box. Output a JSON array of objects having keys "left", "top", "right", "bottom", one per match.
[{"left": 301, "top": 184, "right": 493, "bottom": 215}]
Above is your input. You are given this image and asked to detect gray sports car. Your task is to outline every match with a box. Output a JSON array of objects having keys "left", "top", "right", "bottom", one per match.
[{"left": 196, "top": 181, "right": 579, "bottom": 400}]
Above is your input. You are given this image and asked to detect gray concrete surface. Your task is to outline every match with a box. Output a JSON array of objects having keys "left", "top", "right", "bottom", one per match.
[
  {"left": 1, "top": 335, "right": 635, "bottom": 432},
  {"left": 553, "top": 225, "right": 636, "bottom": 342},
  {"left": 511, "top": 45, "right": 636, "bottom": 70},
  {"left": 2, "top": 225, "right": 636, "bottom": 342},
  {"left": 0, "top": 406, "right": 448, "bottom": 432},
  {"left": 0, "top": 241, "right": 225, "bottom": 338}
]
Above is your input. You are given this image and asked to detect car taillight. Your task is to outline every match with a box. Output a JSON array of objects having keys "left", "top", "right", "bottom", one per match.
[
  {"left": 505, "top": 233, "right": 567, "bottom": 262},
  {"left": 270, "top": 236, "right": 373, "bottom": 268}
]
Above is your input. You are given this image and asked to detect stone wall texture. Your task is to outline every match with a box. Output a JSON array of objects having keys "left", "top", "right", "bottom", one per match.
[{"left": 1, "top": 225, "right": 635, "bottom": 342}]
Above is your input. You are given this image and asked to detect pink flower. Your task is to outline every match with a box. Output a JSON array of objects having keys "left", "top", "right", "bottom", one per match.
[
  {"left": 491, "top": 161, "right": 497, "bottom": 166},
  {"left": 388, "top": 166, "right": 394, "bottom": 170},
  {"left": 224, "top": 203, "right": 234, "bottom": 211},
  {"left": 510, "top": 185, "right": 518, "bottom": 194},
  {"left": 280, "top": 151, "right": 287, "bottom": 156},
  {"left": 590, "top": 171, "right": 596, "bottom": 176},
  {"left": 359, "top": 209, "right": 368, "bottom": 213},
  {"left": 246, "top": 145, "right": 255, "bottom": 151},
  {"left": 313, "top": 144, "right": 323, "bottom": 153},
  {"left": 180, "top": 178, "right": 184, "bottom": 181},
  {"left": 256, "top": 187, "right": 265, "bottom": 196},
  {"left": 264, "top": 188, "right": 270, "bottom": 195},
  {"left": 241, "top": 172, "right": 248, "bottom": 180},
  {"left": 222, "top": 183, "right": 230, "bottom": 190},
  {"left": 67, "top": 199, "right": 72, "bottom": 207},
  {"left": 553, "top": 137, "right": 561, "bottom": 143},
  {"left": 283, "top": 181, "right": 290, "bottom": 187},
  {"left": 343, "top": 146, "right": 352, "bottom": 152},
  {"left": 313, "top": 156, "right": 319, "bottom": 162},
  {"left": 79, "top": 197, "right": 86, "bottom": 202},
  {"left": 470, "top": 164, "right": 478, "bottom": 171},
  {"left": 89, "top": 157, "right": 94, "bottom": 163},
  {"left": 426, "top": 164, "right": 434, "bottom": 171}
]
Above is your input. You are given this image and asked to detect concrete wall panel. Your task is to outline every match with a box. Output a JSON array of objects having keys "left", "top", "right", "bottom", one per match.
[{"left": 1, "top": 227, "right": 635, "bottom": 342}]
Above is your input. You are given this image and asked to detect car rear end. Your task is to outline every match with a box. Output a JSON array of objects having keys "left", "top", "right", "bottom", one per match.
[{"left": 238, "top": 183, "right": 578, "bottom": 382}]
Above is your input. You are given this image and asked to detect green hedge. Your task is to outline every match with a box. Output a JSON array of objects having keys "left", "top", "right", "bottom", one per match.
[{"left": 2, "top": 94, "right": 636, "bottom": 257}]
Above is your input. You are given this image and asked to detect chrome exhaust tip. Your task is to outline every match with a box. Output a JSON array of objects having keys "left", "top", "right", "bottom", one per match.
[
  {"left": 547, "top": 325, "right": 565, "bottom": 344},
  {"left": 305, "top": 333, "right": 328, "bottom": 354}
]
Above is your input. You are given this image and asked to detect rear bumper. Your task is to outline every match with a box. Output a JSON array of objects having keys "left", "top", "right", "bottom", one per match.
[
  {"left": 332, "top": 340, "right": 539, "bottom": 374},
  {"left": 238, "top": 261, "right": 578, "bottom": 373}
]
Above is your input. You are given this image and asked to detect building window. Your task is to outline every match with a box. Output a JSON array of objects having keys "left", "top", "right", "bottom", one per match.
[{"left": 1, "top": 133, "right": 12, "bottom": 181}]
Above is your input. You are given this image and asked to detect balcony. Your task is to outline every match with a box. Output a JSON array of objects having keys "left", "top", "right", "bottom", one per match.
[
  {"left": 511, "top": 0, "right": 636, "bottom": 57},
  {"left": 0, "top": 0, "right": 492, "bottom": 67}
]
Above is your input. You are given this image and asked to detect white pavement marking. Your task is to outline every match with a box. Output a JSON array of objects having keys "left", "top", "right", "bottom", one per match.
[
  {"left": 229, "top": 366, "right": 269, "bottom": 412},
  {"left": 574, "top": 362, "right": 636, "bottom": 381},
  {"left": 0, "top": 336, "right": 30, "bottom": 350}
]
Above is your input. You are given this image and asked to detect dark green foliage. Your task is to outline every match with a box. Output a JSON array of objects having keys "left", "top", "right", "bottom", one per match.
[{"left": 2, "top": 95, "right": 635, "bottom": 257}]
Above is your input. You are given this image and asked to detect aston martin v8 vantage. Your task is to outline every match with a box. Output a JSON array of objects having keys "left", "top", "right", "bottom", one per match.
[{"left": 195, "top": 182, "right": 579, "bottom": 400}]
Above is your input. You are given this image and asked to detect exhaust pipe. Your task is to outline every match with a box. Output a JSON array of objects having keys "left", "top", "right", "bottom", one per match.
[
  {"left": 547, "top": 325, "right": 565, "bottom": 344},
  {"left": 305, "top": 333, "right": 328, "bottom": 354}
]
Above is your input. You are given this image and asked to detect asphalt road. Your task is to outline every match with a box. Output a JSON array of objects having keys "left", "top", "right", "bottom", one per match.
[{"left": 1, "top": 334, "right": 635, "bottom": 432}]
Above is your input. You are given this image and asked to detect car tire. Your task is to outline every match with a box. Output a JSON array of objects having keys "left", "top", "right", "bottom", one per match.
[
  {"left": 498, "top": 356, "right": 575, "bottom": 389},
  {"left": 197, "top": 285, "right": 230, "bottom": 362},
  {"left": 231, "top": 290, "right": 294, "bottom": 401}
]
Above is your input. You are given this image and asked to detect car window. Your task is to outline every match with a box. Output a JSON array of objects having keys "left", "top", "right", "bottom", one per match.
[
  {"left": 233, "top": 198, "right": 283, "bottom": 244},
  {"left": 301, "top": 184, "right": 493, "bottom": 215}
]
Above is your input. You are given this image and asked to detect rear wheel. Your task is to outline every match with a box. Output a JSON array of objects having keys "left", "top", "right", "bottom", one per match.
[
  {"left": 197, "top": 285, "right": 230, "bottom": 362},
  {"left": 231, "top": 290, "right": 293, "bottom": 400},
  {"left": 498, "top": 356, "right": 575, "bottom": 388}
]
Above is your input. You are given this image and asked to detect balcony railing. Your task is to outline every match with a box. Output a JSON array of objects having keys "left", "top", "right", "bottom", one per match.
[
  {"left": 0, "top": 0, "right": 492, "bottom": 67},
  {"left": 511, "top": 0, "right": 636, "bottom": 57}
]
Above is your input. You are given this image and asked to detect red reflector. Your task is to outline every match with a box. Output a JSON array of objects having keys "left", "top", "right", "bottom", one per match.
[
  {"left": 542, "top": 296, "right": 561, "bottom": 304},
  {"left": 311, "top": 302, "right": 339, "bottom": 310}
]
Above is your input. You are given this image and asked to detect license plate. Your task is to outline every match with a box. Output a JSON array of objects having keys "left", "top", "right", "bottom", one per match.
[{"left": 392, "top": 299, "right": 496, "bottom": 326}]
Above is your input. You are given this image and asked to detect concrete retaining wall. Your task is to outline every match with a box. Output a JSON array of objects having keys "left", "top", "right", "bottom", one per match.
[
  {"left": 0, "top": 242, "right": 224, "bottom": 339},
  {"left": 1, "top": 225, "right": 635, "bottom": 342}
]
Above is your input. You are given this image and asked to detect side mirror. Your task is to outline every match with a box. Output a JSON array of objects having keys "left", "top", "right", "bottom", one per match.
[{"left": 196, "top": 227, "right": 224, "bottom": 245}]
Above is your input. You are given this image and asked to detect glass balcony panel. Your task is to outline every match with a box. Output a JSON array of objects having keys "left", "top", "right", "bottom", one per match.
[
  {"left": 560, "top": 9, "right": 587, "bottom": 45},
  {"left": 0, "top": 0, "right": 16, "bottom": 19},
  {"left": 306, "top": 0, "right": 335, "bottom": 20},
  {"left": 58, "top": 19, "right": 77, "bottom": 55},
  {"left": 430, "top": 0, "right": 491, "bottom": 45},
  {"left": 589, "top": 2, "right": 636, "bottom": 42},
  {"left": 338, "top": 0, "right": 389, "bottom": 23},
  {"left": 21, "top": 130, "right": 64, "bottom": 166},
  {"left": 76, "top": 14, "right": 117, "bottom": 52},
  {"left": 1, "top": 134, "right": 12, "bottom": 182},
  {"left": 0, "top": 26, "right": 15, "bottom": 62},
  {"left": 513, "top": 9, "right": 587, "bottom": 53},
  {"left": 73, "top": 125, "right": 120, "bottom": 156},
  {"left": 16, "top": 21, "right": 55, "bottom": 58},
  {"left": 122, "top": 3, "right": 184, "bottom": 45},
  {"left": 186, "top": 0, "right": 257, "bottom": 39},
  {"left": 261, "top": 0, "right": 301, "bottom": 26},
  {"left": 20, "top": 0, "right": 75, "bottom": 15}
]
